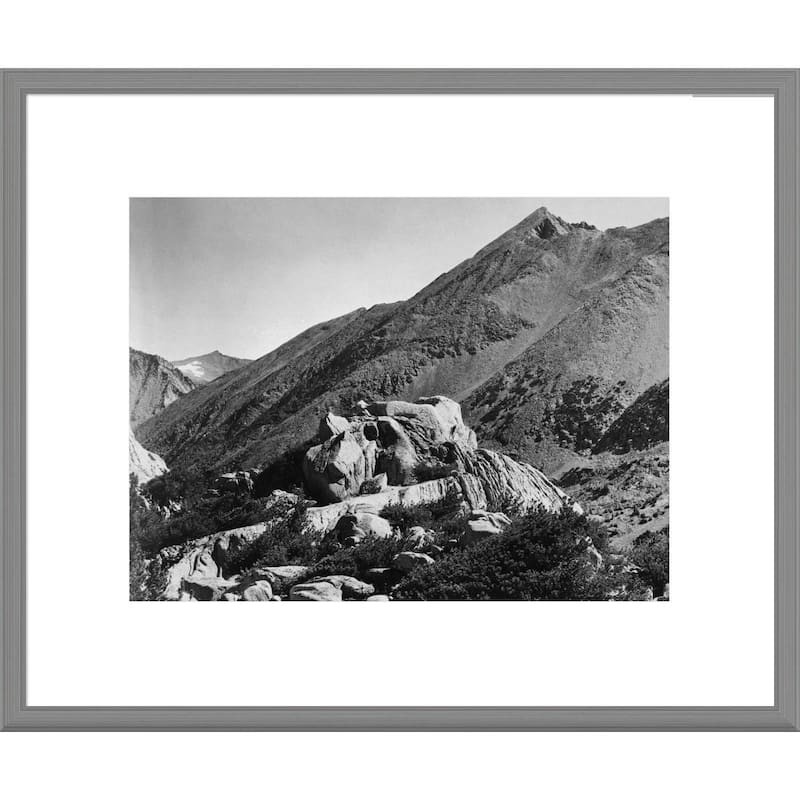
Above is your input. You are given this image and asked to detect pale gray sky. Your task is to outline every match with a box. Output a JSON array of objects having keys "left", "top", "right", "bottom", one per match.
[{"left": 130, "top": 197, "right": 668, "bottom": 361}]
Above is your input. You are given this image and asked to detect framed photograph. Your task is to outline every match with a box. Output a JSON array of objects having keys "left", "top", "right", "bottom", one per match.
[{"left": 1, "top": 69, "right": 797, "bottom": 730}]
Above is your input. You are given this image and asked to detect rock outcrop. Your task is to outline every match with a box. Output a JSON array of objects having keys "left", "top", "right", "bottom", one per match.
[
  {"left": 161, "top": 491, "right": 300, "bottom": 600},
  {"left": 129, "top": 427, "right": 168, "bottom": 484},
  {"left": 301, "top": 397, "right": 579, "bottom": 532},
  {"left": 156, "top": 396, "right": 584, "bottom": 601}
]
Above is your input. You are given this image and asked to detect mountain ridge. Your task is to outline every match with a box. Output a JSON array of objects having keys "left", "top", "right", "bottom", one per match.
[
  {"left": 138, "top": 208, "right": 668, "bottom": 481},
  {"left": 129, "top": 347, "right": 197, "bottom": 430}
]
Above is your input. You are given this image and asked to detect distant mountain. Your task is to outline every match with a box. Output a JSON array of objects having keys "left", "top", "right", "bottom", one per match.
[
  {"left": 129, "top": 348, "right": 196, "bottom": 429},
  {"left": 172, "top": 350, "right": 252, "bottom": 385},
  {"left": 138, "top": 208, "right": 668, "bottom": 480}
]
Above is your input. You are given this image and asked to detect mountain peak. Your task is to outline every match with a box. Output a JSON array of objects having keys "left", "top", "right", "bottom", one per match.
[
  {"left": 172, "top": 350, "right": 252, "bottom": 385},
  {"left": 518, "top": 206, "right": 571, "bottom": 239}
]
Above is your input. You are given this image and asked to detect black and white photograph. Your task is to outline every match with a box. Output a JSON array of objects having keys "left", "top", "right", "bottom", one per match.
[{"left": 129, "top": 198, "right": 669, "bottom": 602}]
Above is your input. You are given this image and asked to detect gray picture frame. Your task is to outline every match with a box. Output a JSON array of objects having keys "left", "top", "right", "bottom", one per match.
[{"left": 1, "top": 69, "right": 797, "bottom": 731}]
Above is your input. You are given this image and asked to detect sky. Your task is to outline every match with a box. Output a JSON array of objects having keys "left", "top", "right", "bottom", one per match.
[{"left": 130, "top": 197, "right": 668, "bottom": 361}]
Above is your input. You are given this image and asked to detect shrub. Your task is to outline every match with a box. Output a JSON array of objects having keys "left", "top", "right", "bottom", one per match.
[
  {"left": 133, "top": 490, "right": 292, "bottom": 555},
  {"left": 394, "top": 508, "right": 619, "bottom": 601},
  {"left": 223, "top": 501, "right": 316, "bottom": 575},
  {"left": 224, "top": 520, "right": 317, "bottom": 575},
  {"left": 306, "top": 534, "right": 409, "bottom": 580},
  {"left": 129, "top": 477, "right": 169, "bottom": 600},
  {"left": 143, "top": 464, "right": 214, "bottom": 507},
  {"left": 380, "top": 487, "right": 463, "bottom": 533},
  {"left": 630, "top": 528, "right": 669, "bottom": 596},
  {"left": 380, "top": 502, "right": 434, "bottom": 532}
]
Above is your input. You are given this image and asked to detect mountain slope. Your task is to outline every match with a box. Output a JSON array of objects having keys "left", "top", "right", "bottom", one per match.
[
  {"left": 553, "top": 379, "right": 670, "bottom": 547},
  {"left": 129, "top": 348, "right": 197, "bottom": 429},
  {"left": 172, "top": 350, "right": 252, "bottom": 385},
  {"left": 464, "top": 249, "right": 668, "bottom": 471},
  {"left": 139, "top": 208, "right": 668, "bottom": 476}
]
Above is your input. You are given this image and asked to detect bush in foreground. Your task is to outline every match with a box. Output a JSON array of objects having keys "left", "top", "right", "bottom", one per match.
[
  {"left": 223, "top": 501, "right": 316, "bottom": 575},
  {"left": 393, "top": 508, "right": 618, "bottom": 601}
]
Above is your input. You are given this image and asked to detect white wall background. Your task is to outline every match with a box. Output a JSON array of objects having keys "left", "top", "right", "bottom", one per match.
[{"left": 3, "top": 1, "right": 799, "bottom": 799}]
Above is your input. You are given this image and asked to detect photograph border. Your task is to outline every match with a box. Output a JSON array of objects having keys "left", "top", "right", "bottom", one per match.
[{"left": 2, "top": 69, "right": 798, "bottom": 731}]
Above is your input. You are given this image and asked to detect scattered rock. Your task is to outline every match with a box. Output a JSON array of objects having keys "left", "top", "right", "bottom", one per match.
[
  {"left": 255, "top": 565, "right": 310, "bottom": 594},
  {"left": 289, "top": 581, "right": 343, "bottom": 601},
  {"left": 181, "top": 576, "right": 239, "bottom": 601},
  {"left": 319, "top": 575, "right": 375, "bottom": 599},
  {"left": 460, "top": 509, "right": 512, "bottom": 547},
  {"left": 407, "top": 526, "right": 435, "bottom": 551},
  {"left": 241, "top": 580, "right": 274, "bottom": 602},
  {"left": 393, "top": 551, "right": 435, "bottom": 573}
]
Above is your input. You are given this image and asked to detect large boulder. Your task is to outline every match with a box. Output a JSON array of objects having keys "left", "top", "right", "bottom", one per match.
[
  {"left": 302, "top": 396, "right": 481, "bottom": 504},
  {"left": 365, "top": 396, "right": 476, "bottom": 451},
  {"left": 319, "top": 411, "right": 350, "bottom": 440},
  {"left": 373, "top": 417, "right": 419, "bottom": 484},
  {"left": 300, "top": 398, "right": 580, "bottom": 523},
  {"left": 303, "top": 431, "right": 367, "bottom": 503},
  {"left": 289, "top": 581, "right": 343, "bottom": 601},
  {"left": 333, "top": 512, "right": 393, "bottom": 545}
]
